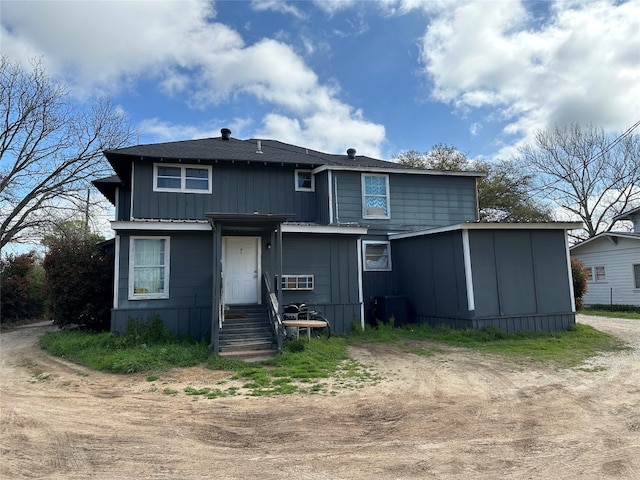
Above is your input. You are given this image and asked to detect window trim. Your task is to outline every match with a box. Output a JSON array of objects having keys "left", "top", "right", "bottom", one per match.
[
  {"left": 295, "top": 169, "right": 315, "bottom": 192},
  {"left": 362, "top": 173, "right": 390, "bottom": 219},
  {"left": 128, "top": 236, "right": 170, "bottom": 300},
  {"left": 281, "top": 274, "right": 315, "bottom": 291},
  {"left": 153, "top": 163, "right": 212, "bottom": 194},
  {"left": 363, "top": 240, "right": 392, "bottom": 271}
]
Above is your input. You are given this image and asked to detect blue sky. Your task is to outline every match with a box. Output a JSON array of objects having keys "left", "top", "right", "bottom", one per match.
[{"left": 2, "top": 0, "right": 638, "bottom": 162}]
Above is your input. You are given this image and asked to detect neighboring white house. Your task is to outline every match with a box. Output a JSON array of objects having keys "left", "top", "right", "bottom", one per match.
[{"left": 570, "top": 207, "right": 640, "bottom": 307}]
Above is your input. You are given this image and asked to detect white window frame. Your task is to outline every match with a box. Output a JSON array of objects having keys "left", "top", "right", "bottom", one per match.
[
  {"left": 129, "top": 236, "right": 170, "bottom": 300},
  {"left": 363, "top": 241, "right": 392, "bottom": 271},
  {"left": 633, "top": 264, "right": 640, "bottom": 289},
  {"left": 153, "top": 163, "right": 212, "bottom": 193},
  {"left": 281, "top": 275, "right": 314, "bottom": 291},
  {"left": 295, "top": 169, "right": 315, "bottom": 192},
  {"left": 362, "top": 173, "right": 390, "bottom": 219}
]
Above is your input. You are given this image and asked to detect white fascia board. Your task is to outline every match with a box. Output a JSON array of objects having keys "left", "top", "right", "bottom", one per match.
[
  {"left": 390, "top": 222, "right": 584, "bottom": 240},
  {"left": 281, "top": 224, "right": 368, "bottom": 235},
  {"left": 312, "top": 164, "right": 485, "bottom": 178},
  {"left": 111, "top": 220, "right": 212, "bottom": 231}
]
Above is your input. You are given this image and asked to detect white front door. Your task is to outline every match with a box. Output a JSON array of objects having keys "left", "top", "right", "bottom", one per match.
[{"left": 223, "top": 236, "right": 260, "bottom": 304}]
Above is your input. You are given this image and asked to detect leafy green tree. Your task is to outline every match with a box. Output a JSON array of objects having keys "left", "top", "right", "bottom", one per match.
[
  {"left": 43, "top": 232, "right": 113, "bottom": 330},
  {"left": 394, "top": 144, "right": 552, "bottom": 222},
  {"left": 0, "top": 252, "right": 45, "bottom": 322}
]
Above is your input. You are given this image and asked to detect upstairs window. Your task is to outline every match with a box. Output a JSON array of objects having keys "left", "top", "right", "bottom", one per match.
[
  {"left": 362, "top": 174, "right": 390, "bottom": 218},
  {"left": 129, "top": 237, "right": 170, "bottom": 299},
  {"left": 363, "top": 241, "right": 392, "bottom": 271},
  {"left": 154, "top": 163, "right": 212, "bottom": 193},
  {"left": 295, "top": 170, "right": 314, "bottom": 192}
]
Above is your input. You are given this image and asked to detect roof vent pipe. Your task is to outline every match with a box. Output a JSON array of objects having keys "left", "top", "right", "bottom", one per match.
[
  {"left": 256, "top": 140, "right": 263, "bottom": 154},
  {"left": 221, "top": 128, "right": 231, "bottom": 140},
  {"left": 347, "top": 148, "right": 356, "bottom": 159}
]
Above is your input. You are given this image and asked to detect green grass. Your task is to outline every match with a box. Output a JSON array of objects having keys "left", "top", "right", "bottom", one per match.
[
  {"left": 39, "top": 318, "right": 628, "bottom": 396},
  {"left": 580, "top": 310, "right": 640, "bottom": 320},
  {"left": 40, "top": 329, "right": 210, "bottom": 373},
  {"left": 347, "top": 322, "right": 626, "bottom": 368}
]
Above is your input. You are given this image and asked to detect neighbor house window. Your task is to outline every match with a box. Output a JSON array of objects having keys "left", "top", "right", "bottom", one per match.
[
  {"left": 363, "top": 241, "right": 391, "bottom": 271},
  {"left": 362, "top": 174, "right": 390, "bottom": 218},
  {"left": 295, "top": 170, "right": 314, "bottom": 192},
  {"left": 129, "top": 237, "right": 170, "bottom": 299},
  {"left": 586, "top": 265, "right": 606, "bottom": 282},
  {"left": 633, "top": 264, "right": 640, "bottom": 289},
  {"left": 585, "top": 267, "right": 594, "bottom": 282},
  {"left": 153, "top": 163, "right": 212, "bottom": 193},
  {"left": 281, "top": 275, "right": 314, "bottom": 290}
]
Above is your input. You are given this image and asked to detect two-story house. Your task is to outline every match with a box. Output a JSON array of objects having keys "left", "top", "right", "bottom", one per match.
[{"left": 94, "top": 129, "right": 581, "bottom": 356}]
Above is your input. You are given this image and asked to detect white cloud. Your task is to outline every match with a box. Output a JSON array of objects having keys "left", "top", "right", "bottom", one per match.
[
  {"left": 418, "top": 0, "right": 640, "bottom": 158},
  {"left": 1, "top": 0, "right": 386, "bottom": 156},
  {"left": 251, "top": 0, "right": 307, "bottom": 19}
]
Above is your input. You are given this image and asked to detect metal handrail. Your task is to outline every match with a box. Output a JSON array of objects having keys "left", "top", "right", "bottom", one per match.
[{"left": 263, "top": 272, "right": 284, "bottom": 347}]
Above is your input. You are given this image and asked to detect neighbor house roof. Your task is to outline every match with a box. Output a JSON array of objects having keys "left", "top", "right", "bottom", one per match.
[
  {"left": 570, "top": 231, "right": 640, "bottom": 252},
  {"left": 612, "top": 206, "right": 640, "bottom": 222}
]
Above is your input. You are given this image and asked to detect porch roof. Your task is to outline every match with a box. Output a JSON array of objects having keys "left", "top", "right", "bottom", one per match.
[{"left": 205, "top": 212, "right": 294, "bottom": 231}]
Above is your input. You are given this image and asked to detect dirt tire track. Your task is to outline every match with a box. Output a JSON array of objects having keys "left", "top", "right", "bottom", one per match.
[{"left": 1, "top": 315, "right": 640, "bottom": 479}]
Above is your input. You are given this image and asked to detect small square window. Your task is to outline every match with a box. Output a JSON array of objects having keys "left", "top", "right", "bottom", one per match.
[
  {"left": 363, "top": 241, "right": 391, "bottom": 271},
  {"left": 295, "top": 170, "right": 314, "bottom": 192}
]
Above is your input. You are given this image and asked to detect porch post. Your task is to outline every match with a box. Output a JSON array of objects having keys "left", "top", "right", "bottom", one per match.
[
  {"left": 210, "top": 221, "right": 222, "bottom": 353},
  {"left": 277, "top": 224, "right": 283, "bottom": 317}
]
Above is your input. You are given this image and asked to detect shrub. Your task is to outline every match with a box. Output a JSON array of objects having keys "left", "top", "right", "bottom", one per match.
[
  {"left": 586, "top": 304, "right": 640, "bottom": 314},
  {"left": 43, "top": 235, "right": 113, "bottom": 330},
  {"left": 0, "top": 252, "right": 45, "bottom": 322},
  {"left": 571, "top": 257, "right": 588, "bottom": 310}
]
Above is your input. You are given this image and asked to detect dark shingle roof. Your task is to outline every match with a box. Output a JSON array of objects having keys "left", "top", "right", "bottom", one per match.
[{"left": 105, "top": 136, "right": 405, "bottom": 170}]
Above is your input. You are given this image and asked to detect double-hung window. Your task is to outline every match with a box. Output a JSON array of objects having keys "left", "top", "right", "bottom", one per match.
[
  {"left": 129, "top": 237, "right": 170, "bottom": 299},
  {"left": 363, "top": 241, "right": 392, "bottom": 271},
  {"left": 362, "top": 174, "right": 390, "bottom": 218},
  {"left": 586, "top": 265, "right": 606, "bottom": 283},
  {"left": 154, "top": 163, "right": 212, "bottom": 193}
]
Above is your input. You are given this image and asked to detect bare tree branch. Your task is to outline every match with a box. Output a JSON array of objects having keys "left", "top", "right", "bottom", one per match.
[
  {"left": 519, "top": 122, "right": 640, "bottom": 240},
  {"left": 0, "top": 56, "right": 133, "bottom": 249}
]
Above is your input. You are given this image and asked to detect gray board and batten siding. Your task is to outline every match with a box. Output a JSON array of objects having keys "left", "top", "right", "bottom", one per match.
[
  {"left": 111, "top": 229, "right": 362, "bottom": 339},
  {"left": 279, "top": 234, "right": 362, "bottom": 334},
  {"left": 391, "top": 225, "right": 578, "bottom": 333},
  {"left": 328, "top": 169, "right": 478, "bottom": 233},
  {"left": 112, "top": 231, "right": 213, "bottom": 340},
  {"left": 131, "top": 159, "right": 318, "bottom": 223}
]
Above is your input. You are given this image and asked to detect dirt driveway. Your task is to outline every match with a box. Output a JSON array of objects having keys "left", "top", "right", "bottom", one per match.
[{"left": 1, "top": 315, "right": 640, "bottom": 480}]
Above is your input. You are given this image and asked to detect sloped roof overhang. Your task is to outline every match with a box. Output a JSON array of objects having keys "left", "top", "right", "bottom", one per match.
[{"left": 390, "top": 221, "right": 584, "bottom": 241}]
